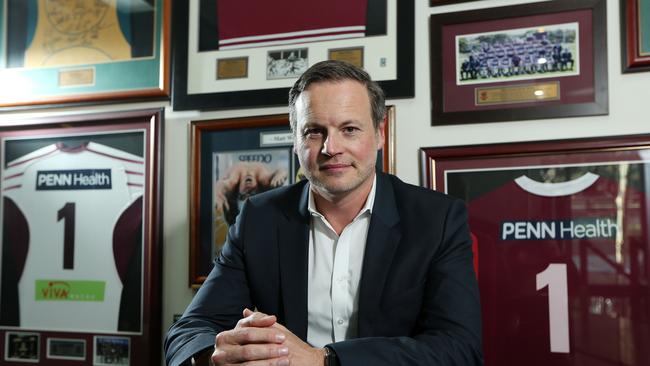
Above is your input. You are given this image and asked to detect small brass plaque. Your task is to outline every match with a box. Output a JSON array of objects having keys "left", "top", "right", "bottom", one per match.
[
  {"left": 475, "top": 82, "right": 560, "bottom": 106},
  {"left": 217, "top": 57, "right": 248, "bottom": 79},
  {"left": 328, "top": 47, "right": 364, "bottom": 68},
  {"left": 58, "top": 68, "right": 95, "bottom": 87}
]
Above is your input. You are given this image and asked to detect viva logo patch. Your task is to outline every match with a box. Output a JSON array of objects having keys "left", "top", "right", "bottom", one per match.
[{"left": 35, "top": 280, "right": 105, "bottom": 302}]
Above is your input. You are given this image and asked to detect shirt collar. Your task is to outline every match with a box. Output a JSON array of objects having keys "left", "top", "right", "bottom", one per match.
[{"left": 307, "top": 174, "right": 377, "bottom": 219}]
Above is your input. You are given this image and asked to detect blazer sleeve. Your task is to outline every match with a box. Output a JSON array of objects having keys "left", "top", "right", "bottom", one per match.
[
  {"left": 163, "top": 203, "right": 255, "bottom": 366},
  {"left": 329, "top": 199, "right": 483, "bottom": 365}
]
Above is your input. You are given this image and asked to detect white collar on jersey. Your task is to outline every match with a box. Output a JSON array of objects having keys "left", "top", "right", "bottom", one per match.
[{"left": 514, "top": 172, "right": 599, "bottom": 197}]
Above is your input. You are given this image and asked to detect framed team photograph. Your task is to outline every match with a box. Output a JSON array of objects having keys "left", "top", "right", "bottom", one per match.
[
  {"left": 430, "top": 0, "right": 608, "bottom": 125},
  {"left": 190, "top": 107, "right": 396, "bottom": 287},
  {"left": 621, "top": 0, "right": 650, "bottom": 73},
  {"left": 4, "top": 332, "right": 39, "bottom": 363},
  {"left": 46, "top": 338, "right": 86, "bottom": 361},
  {"left": 0, "top": 0, "right": 170, "bottom": 109},
  {"left": 420, "top": 135, "right": 650, "bottom": 366},
  {"left": 172, "top": 0, "right": 414, "bottom": 110},
  {"left": 0, "top": 110, "right": 163, "bottom": 365},
  {"left": 93, "top": 336, "right": 130, "bottom": 366}
]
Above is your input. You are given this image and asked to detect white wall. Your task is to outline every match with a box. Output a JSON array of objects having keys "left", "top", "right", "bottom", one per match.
[{"left": 1, "top": 0, "right": 648, "bottom": 362}]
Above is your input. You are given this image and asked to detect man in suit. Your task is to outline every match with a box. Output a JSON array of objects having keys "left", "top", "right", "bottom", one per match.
[{"left": 164, "top": 60, "right": 482, "bottom": 366}]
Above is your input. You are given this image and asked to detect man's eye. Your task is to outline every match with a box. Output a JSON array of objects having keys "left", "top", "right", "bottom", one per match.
[
  {"left": 303, "top": 129, "right": 323, "bottom": 137},
  {"left": 343, "top": 127, "right": 358, "bottom": 134}
]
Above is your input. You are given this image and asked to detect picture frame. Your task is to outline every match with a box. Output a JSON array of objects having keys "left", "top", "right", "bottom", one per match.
[
  {"left": 420, "top": 135, "right": 650, "bottom": 365},
  {"left": 620, "top": 0, "right": 650, "bottom": 73},
  {"left": 430, "top": 0, "right": 608, "bottom": 125},
  {"left": 0, "top": 0, "right": 170, "bottom": 109},
  {"left": 172, "top": 0, "right": 414, "bottom": 111},
  {"left": 189, "top": 107, "right": 396, "bottom": 287},
  {"left": 0, "top": 109, "right": 164, "bottom": 366}
]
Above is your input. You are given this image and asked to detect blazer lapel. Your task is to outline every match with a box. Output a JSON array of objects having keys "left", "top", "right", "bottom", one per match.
[
  {"left": 278, "top": 183, "right": 310, "bottom": 340},
  {"left": 358, "top": 173, "right": 401, "bottom": 336}
]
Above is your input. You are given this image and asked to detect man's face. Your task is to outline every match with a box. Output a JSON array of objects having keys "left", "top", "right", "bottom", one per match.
[{"left": 293, "top": 80, "right": 384, "bottom": 199}]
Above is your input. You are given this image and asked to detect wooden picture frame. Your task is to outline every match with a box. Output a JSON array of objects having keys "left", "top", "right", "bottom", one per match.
[
  {"left": 172, "top": 0, "right": 414, "bottom": 110},
  {"left": 430, "top": 0, "right": 608, "bottom": 125},
  {"left": 0, "top": 0, "right": 170, "bottom": 109},
  {"left": 189, "top": 107, "right": 396, "bottom": 287},
  {"left": 420, "top": 135, "right": 650, "bottom": 365},
  {"left": 621, "top": 0, "right": 650, "bottom": 72},
  {"left": 0, "top": 109, "right": 164, "bottom": 365}
]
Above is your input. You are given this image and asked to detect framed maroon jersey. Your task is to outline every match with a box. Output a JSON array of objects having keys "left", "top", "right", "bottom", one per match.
[{"left": 421, "top": 138, "right": 650, "bottom": 366}]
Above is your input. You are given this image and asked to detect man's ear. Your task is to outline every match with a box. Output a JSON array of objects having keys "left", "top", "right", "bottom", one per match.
[{"left": 376, "top": 121, "right": 386, "bottom": 150}]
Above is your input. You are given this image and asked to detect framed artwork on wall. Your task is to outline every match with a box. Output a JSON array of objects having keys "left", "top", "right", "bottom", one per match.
[
  {"left": 0, "top": 109, "right": 164, "bottom": 365},
  {"left": 621, "top": 0, "right": 650, "bottom": 72},
  {"left": 172, "top": 0, "right": 414, "bottom": 111},
  {"left": 0, "top": 0, "right": 170, "bottom": 109},
  {"left": 420, "top": 135, "right": 650, "bottom": 365},
  {"left": 430, "top": 0, "right": 608, "bottom": 125},
  {"left": 189, "top": 107, "right": 396, "bottom": 287}
]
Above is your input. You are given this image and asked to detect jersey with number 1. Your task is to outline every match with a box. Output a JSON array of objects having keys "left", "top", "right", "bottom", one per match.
[
  {"left": 468, "top": 170, "right": 648, "bottom": 366},
  {"left": 1, "top": 142, "right": 143, "bottom": 333}
]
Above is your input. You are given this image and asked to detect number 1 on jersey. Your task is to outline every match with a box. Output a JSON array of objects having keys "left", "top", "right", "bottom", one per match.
[
  {"left": 536, "top": 263, "right": 570, "bottom": 353},
  {"left": 57, "top": 202, "right": 75, "bottom": 270}
]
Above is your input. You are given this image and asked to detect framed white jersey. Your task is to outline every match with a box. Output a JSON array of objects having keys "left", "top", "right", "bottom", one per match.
[{"left": 0, "top": 109, "right": 163, "bottom": 365}]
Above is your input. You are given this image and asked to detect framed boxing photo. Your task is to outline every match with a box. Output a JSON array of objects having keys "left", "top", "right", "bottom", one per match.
[
  {"left": 621, "top": 0, "right": 650, "bottom": 73},
  {"left": 189, "top": 107, "right": 396, "bottom": 287},
  {"left": 172, "top": 0, "right": 414, "bottom": 111},
  {"left": 420, "top": 135, "right": 650, "bottom": 366},
  {"left": 430, "top": 0, "right": 608, "bottom": 125},
  {"left": 0, "top": 110, "right": 163, "bottom": 366},
  {"left": 0, "top": 0, "right": 170, "bottom": 109}
]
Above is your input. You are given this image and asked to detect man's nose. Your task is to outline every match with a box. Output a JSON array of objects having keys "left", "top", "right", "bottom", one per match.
[{"left": 321, "top": 132, "right": 342, "bottom": 156}]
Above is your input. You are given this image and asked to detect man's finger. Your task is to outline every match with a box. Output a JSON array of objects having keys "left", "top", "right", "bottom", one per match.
[
  {"left": 212, "top": 344, "right": 289, "bottom": 364},
  {"left": 238, "top": 309, "right": 277, "bottom": 328},
  {"left": 216, "top": 327, "right": 286, "bottom": 346}
]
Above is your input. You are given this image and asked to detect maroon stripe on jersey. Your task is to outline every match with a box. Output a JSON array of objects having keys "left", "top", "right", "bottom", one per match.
[
  {"left": 2, "top": 185, "right": 22, "bottom": 191},
  {"left": 126, "top": 170, "right": 144, "bottom": 176},
  {"left": 86, "top": 146, "right": 144, "bottom": 165},
  {"left": 222, "top": 29, "right": 365, "bottom": 48},
  {"left": 127, "top": 183, "right": 144, "bottom": 187},
  {"left": 217, "top": 0, "right": 367, "bottom": 43},
  {"left": 7, "top": 148, "right": 57, "bottom": 168},
  {"left": 3, "top": 197, "right": 29, "bottom": 279},
  {"left": 3, "top": 172, "right": 24, "bottom": 180},
  {"left": 113, "top": 197, "right": 143, "bottom": 283}
]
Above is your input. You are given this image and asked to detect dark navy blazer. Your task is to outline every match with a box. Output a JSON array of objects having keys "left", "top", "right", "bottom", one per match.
[{"left": 164, "top": 173, "right": 482, "bottom": 366}]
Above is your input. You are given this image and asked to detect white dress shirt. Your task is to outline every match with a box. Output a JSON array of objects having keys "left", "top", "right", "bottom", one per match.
[{"left": 306, "top": 175, "right": 377, "bottom": 347}]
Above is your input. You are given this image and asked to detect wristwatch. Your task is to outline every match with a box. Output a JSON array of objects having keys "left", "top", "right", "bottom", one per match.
[{"left": 324, "top": 346, "right": 339, "bottom": 366}]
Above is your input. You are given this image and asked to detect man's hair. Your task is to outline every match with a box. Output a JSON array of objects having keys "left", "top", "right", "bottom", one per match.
[{"left": 288, "top": 60, "right": 385, "bottom": 132}]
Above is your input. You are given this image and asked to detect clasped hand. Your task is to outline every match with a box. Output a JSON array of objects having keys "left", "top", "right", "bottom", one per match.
[{"left": 211, "top": 309, "right": 325, "bottom": 366}]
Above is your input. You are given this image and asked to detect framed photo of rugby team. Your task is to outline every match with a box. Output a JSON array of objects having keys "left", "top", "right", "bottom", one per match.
[
  {"left": 171, "top": 0, "right": 414, "bottom": 111},
  {"left": 429, "top": 0, "right": 608, "bottom": 125},
  {"left": 620, "top": 0, "right": 650, "bottom": 73},
  {"left": 0, "top": 110, "right": 163, "bottom": 365},
  {"left": 420, "top": 134, "right": 650, "bottom": 366},
  {"left": 0, "top": 0, "right": 170, "bottom": 109},
  {"left": 189, "top": 107, "right": 396, "bottom": 287}
]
